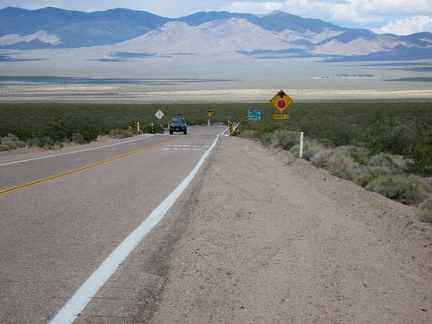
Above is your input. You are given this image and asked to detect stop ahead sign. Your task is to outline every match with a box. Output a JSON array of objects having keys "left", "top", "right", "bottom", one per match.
[{"left": 270, "top": 90, "right": 293, "bottom": 112}]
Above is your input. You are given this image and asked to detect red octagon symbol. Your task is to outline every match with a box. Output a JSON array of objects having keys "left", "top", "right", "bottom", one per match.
[{"left": 277, "top": 100, "right": 287, "bottom": 109}]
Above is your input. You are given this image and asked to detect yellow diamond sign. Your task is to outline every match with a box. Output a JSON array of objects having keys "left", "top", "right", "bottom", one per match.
[{"left": 270, "top": 90, "right": 293, "bottom": 113}]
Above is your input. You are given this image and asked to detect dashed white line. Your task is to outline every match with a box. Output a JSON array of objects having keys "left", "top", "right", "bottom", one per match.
[{"left": 163, "top": 144, "right": 209, "bottom": 151}]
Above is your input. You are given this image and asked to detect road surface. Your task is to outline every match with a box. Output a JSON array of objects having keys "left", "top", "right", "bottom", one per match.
[
  {"left": 1, "top": 128, "right": 432, "bottom": 323},
  {"left": 0, "top": 126, "right": 224, "bottom": 323}
]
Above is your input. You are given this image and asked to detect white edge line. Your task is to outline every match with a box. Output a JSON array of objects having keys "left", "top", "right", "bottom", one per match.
[
  {"left": 0, "top": 135, "right": 152, "bottom": 167},
  {"left": 49, "top": 134, "right": 220, "bottom": 324}
]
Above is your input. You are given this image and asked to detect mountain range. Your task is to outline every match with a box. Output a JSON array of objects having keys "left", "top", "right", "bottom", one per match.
[{"left": 1, "top": 7, "right": 431, "bottom": 61}]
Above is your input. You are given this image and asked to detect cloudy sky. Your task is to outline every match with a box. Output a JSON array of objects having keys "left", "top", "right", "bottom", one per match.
[{"left": 1, "top": 0, "right": 431, "bottom": 35}]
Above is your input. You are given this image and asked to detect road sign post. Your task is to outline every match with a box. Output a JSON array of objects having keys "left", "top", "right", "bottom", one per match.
[
  {"left": 207, "top": 109, "right": 214, "bottom": 126},
  {"left": 270, "top": 90, "right": 293, "bottom": 129},
  {"left": 133, "top": 121, "right": 139, "bottom": 134}
]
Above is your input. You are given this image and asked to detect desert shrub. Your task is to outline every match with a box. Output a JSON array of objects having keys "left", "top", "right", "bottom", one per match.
[
  {"left": 142, "top": 123, "right": 165, "bottom": 134},
  {"left": 307, "top": 145, "right": 409, "bottom": 187},
  {"left": 5, "top": 141, "right": 17, "bottom": 150},
  {"left": 78, "top": 117, "right": 99, "bottom": 142},
  {"left": 417, "top": 198, "right": 432, "bottom": 223},
  {"left": 404, "top": 129, "right": 432, "bottom": 176},
  {"left": 298, "top": 116, "right": 354, "bottom": 147},
  {"left": 300, "top": 140, "right": 327, "bottom": 160},
  {"left": 368, "top": 153, "right": 406, "bottom": 176},
  {"left": 303, "top": 144, "right": 325, "bottom": 161},
  {"left": 199, "top": 118, "right": 210, "bottom": 126},
  {"left": 289, "top": 144, "right": 300, "bottom": 157},
  {"left": 327, "top": 155, "right": 352, "bottom": 179},
  {"left": 42, "top": 118, "right": 65, "bottom": 143},
  {"left": 353, "top": 172, "right": 373, "bottom": 187},
  {"left": 239, "top": 129, "right": 256, "bottom": 139},
  {"left": 309, "top": 146, "right": 369, "bottom": 181},
  {"left": 241, "top": 119, "right": 279, "bottom": 140},
  {"left": 366, "top": 175, "right": 431, "bottom": 205},
  {"left": 327, "top": 152, "right": 370, "bottom": 182},
  {"left": 38, "top": 136, "right": 55, "bottom": 148},
  {"left": 109, "top": 129, "right": 134, "bottom": 139},
  {"left": 417, "top": 209, "right": 432, "bottom": 223},
  {"left": 419, "top": 197, "right": 432, "bottom": 209},
  {"left": 0, "top": 134, "right": 26, "bottom": 151},
  {"left": 273, "top": 130, "right": 300, "bottom": 150},
  {"left": 325, "top": 122, "right": 355, "bottom": 147},
  {"left": 41, "top": 115, "right": 99, "bottom": 144},
  {"left": 362, "top": 114, "right": 417, "bottom": 155},
  {"left": 345, "top": 163, "right": 371, "bottom": 184},
  {"left": 25, "top": 138, "right": 39, "bottom": 147},
  {"left": 347, "top": 147, "right": 370, "bottom": 166},
  {"left": 260, "top": 133, "right": 273, "bottom": 146},
  {"left": 72, "top": 133, "right": 85, "bottom": 144},
  {"left": 309, "top": 149, "right": 332, "bottom": 168}
]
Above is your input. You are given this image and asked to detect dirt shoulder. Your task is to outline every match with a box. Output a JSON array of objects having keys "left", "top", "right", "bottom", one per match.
[{"left": 151, "top": 136, "right": 432, "bottom": 323}]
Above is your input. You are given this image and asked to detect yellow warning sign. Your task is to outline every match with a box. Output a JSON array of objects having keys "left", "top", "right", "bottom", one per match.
[{"left": 270, "top": 90, "right": 293, "bottom": 113}]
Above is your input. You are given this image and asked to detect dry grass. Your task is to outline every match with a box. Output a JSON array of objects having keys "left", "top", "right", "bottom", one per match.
[
  {"left": 417, "top": 197, "right": 432, "bottom": 223},
  {"left": 0, "top": 134, "right": 26, "bottom": 151},
  {"left": 366, "top": 175, "right": 430, "bottom": 205}
]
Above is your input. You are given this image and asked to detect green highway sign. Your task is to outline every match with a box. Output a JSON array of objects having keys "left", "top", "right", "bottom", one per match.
[{"left": 248, "top": 109, "right": 261, "bottom": 121}]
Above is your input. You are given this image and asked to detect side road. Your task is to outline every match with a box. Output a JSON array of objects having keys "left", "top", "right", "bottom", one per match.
[{"left": 151, "top": 136, "right": 432, "bottom": 324}]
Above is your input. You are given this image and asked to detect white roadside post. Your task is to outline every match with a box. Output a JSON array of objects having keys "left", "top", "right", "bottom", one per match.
[{"left": 299, "top": 132, "right": 304, "bottom": 158}]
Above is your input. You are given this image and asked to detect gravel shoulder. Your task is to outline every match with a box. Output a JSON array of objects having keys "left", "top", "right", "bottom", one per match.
[{"left": 151, "top": 136, "right": 432, "bottom": 323}]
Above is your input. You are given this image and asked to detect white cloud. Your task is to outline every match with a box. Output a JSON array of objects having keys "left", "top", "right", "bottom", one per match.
[
  {"left": 356, "top": 0, "right": 432, "bottom": 16},
  {"left": 222, "top": 1, "right": 432, "bottom": 33},
  {"left": 222, "top": 1, "right": 282, "bottom": 13},
  {"left": 372, "top": 16, "right": 432, "bottom": 35},
  {"left": 222, "top": 1, "right": 379, "bottom": 26}
]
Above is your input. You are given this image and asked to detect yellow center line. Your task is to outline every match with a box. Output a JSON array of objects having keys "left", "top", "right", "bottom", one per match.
[{"left": 0, "top": 136, "right": 182, "bottom": 197}]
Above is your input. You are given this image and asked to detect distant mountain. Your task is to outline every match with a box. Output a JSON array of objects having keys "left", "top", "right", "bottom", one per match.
[
  {"left": 1, "top": 7, "right": 431, "bottom": 60},
  {"left": 0, "top": 7, "right": 170, "bottom": 48}
]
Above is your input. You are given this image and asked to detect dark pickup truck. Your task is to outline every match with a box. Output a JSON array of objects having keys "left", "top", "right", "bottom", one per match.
[{"left": 169, "top": 117, "right": 187, "bottom": 134}]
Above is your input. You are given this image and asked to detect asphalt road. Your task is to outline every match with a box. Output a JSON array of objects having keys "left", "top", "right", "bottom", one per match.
[{"left": 0, "top": 125, "right": 226, "bottom": 323}]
